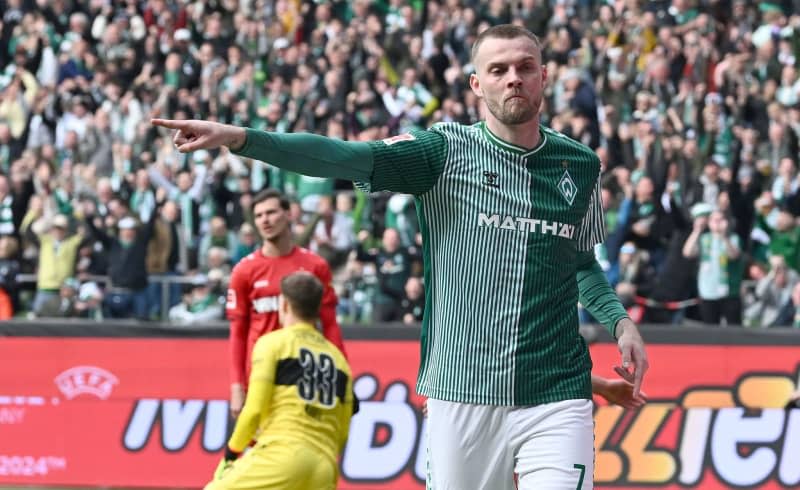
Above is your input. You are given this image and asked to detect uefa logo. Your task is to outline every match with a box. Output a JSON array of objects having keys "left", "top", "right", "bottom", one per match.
[{"left": 54, "top": 366, "right": 119, "bottom": 400}]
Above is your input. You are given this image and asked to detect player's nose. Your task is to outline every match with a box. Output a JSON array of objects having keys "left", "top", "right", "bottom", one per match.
[{"left": 505, "top": 68, "right": 523, "bottom": 88}]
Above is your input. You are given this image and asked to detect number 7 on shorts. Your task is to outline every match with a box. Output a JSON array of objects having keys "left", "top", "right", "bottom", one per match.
[{"left": 573, "top": 464, "right": 586, "bottom": 489}]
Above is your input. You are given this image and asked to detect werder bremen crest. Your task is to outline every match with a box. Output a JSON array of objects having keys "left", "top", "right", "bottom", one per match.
[{"left": 558, "top": 166, "right": 578, "bottom": 205}]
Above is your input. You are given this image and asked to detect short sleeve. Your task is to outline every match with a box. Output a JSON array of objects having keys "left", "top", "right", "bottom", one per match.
[
  {"left": 358, "top": 129, "right": 447, "bottom": 195},
  {"left": 226, "top": 263, "right": 250, "bottom": 320}
]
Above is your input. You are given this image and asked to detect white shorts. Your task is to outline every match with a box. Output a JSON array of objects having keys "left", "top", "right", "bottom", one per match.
[{"left": 426, "top": 398, "right": 594, "bottom": 490}]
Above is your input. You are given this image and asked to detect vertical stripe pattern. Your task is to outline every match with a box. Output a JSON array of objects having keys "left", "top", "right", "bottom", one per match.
[
  {"left": 514, "top": 126, "right": 599, "bottom": 404},
  {"left": 409, "top": 122, "right": 602, "bottom": 406},
  {"left": 576, "top": 177, "right": 606, "bottom": 251}
]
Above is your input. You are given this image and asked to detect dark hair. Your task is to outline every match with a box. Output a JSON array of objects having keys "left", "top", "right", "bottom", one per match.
[
  {"left": 252, "top": 188, "right": 290, "bottom": 212},
  {"left": 470, "top": 24, "right": 542, "bottom": 65},
  {"left": 281, "top": 272, "right": 324, "bottom": 321}
]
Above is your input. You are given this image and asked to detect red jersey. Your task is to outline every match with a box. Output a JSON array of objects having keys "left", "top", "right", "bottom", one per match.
[{"left": 226, "top": 246, "right": 346, "bottom": 387}]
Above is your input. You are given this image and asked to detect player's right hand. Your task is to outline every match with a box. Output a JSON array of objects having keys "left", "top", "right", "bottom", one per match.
[
  {"left": 615, "top": 318, "right": 649, "bottom": 398},
  {"left": 230, "top": 383, "right": 245, "bottom": 418},
  {"left": 150, "top": 118, "right": 246, "bottom": 153}
]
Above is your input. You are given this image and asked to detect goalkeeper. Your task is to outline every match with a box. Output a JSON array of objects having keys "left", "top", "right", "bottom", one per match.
[{"left": 205, "top": 272, "right": 355, "bottom": 490}]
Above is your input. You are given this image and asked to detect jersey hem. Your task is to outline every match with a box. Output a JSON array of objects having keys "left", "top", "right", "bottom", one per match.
[{"left": 417, "top": 383, "right": 592, "bottom": 407}]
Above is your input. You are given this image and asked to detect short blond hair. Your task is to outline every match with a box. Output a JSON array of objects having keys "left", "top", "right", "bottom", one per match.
[{"left": 471, "top": 24, "right": 542, "bottom": 66}]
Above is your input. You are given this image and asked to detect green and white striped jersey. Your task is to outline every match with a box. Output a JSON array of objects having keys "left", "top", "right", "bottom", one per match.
[
  {"left": 235, "top": 122, "right": 625, "bottom": 406},
  {"left": 364, "top": 122, "right": 605, "bottom": 406}
]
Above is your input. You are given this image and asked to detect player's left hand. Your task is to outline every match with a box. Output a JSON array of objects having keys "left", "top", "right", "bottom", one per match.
[
  {"left": 213, "top": 446, "right": 241, "bottom": 480},
  {"left": 212, "top": 457, "right": 234, "bottom": 481},
  {"left": 615, "top": 318, "right": 649, "bottom": 399},
  {"left": 604, "top": 369, "right": 648, "bottom": 409}
]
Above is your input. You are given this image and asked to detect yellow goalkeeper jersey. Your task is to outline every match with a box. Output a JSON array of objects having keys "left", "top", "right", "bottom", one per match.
[{"left": 228, "top": 321, "right": 354, "bottom": 466}]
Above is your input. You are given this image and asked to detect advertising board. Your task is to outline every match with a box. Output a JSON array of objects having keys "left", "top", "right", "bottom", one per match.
[{"left": 1, "top": 337, "right": 798, "bottom": 489}]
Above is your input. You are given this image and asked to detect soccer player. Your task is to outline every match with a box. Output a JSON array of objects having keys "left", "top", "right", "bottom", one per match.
[
  {"left": 154, "top": 23, "right": 648, "bottom": 490},
  {"left": 206, "top": 272, "right": 354, "bottom": 490},
  {"left": 226, "top": 188, "right": 346, "bottom": 417}
]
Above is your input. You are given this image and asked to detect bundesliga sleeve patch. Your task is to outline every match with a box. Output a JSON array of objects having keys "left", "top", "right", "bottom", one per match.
[
  {"left": 381, "top": 133, "right": 416, "bottom": 145},
  {"left": 226, "top": 289, "right": 237, "bottom": 309}
]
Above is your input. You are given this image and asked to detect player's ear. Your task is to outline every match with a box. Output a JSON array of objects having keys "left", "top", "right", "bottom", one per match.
[
  {"left": 541, "top": 63, "right": 548, "bottom": 86},
  {"left": 469, "top": 73, "right": 483, "bottom": 98}
]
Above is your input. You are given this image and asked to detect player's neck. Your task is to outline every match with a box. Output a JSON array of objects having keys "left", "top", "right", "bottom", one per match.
[
  {"left": 282, "top": 312, "right": 316, "bottom": 329},
  {"left": 484, "top": 117, "right": 541, "bottom": 150},
  {"left": 261, "top": 234, "right": 294, "bottom": 257}
]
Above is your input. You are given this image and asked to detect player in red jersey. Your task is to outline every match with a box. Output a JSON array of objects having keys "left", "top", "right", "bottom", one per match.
[{"left": 226, "top": 188, "right": 346, "bottom": 417}]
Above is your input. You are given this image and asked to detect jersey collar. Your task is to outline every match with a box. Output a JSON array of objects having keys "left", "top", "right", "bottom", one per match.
[
  {"left": 479, "top": 121, "right": 547, "bottom": 157},
  {"left": 286, "top": 321, "right": 317, "bottom": 330},
  {"left": 258, "top": 245, "right": 299, "bottom": 260}
]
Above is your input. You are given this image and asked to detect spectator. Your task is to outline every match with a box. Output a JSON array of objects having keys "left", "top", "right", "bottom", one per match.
[
  {"left": 129, "top": 169, "right": 157, "bottom": 223},
  {"left": 30, "top": 214, "right": 83, "bottom": 316},
  {"left": 337, "top": 257, "right": 377, "bottom": 324},
  {"left": 356, "top": 227, "right": 412, "bottom": 322},
  {"left": 611, "top": 242, "right": 656, "bottom": 297},
  {"left": 198, "top": 216, "right": 238, "bottom": 271},
  {"left": 744, "top": 255, "right": 798, "bottom": 327},
  {"left": 385, "top": 193, "right": 418, "bottom": 247},
  {"left": 84, "top": 209, "right": 157, "bottom": 320},
  {"left": 209, "top": 149, "right": 255, "bottom": 230},
  {"left": 0, "top": 168, "right": 33, "bottom": 237},
  {"left": 233, "top": 222, "right": 258, "bottom": 264},
  {"left": 772, "top": 157, "right": 799, "bottom": 205},
  {"left": 759, "top": 206, "right": 800, "bottom": 271},
  {"left": 400, "top": 276, "right": 424, "bottom": 324},
  {"left": 0, "top": 122, "right": 23, "bottom": 172},
  {"left": 205, "top": 245, "right": 231, "bottom": 275},
  {"left": 0, "top": 65, "right": 39, "bottom": 140},
  {"left": 145, "top": 204, "right": 178, "bottom": 319},
  {"left": 307, "top": 194, "right": 355, "bottom": 271},
  {"left": 689, "top": 160, "right": 725, "bottom": 207},
  {"left": 683, "top": 208, "right": 744, "bottom": 325},
  {"left": 76, "top": 281, "right": 104, "bottom": 320},
  {"left": 159, "top": 199, "right": 191, "bottom": 275},
  {"left": 168, "top": 274, "right": 223, "bottom": 324},
  {"left": 613, "top": 176, "right": 670, "bottom": 270},
  {"left": 148, "top": 155, "right": 209, "bottom": 262},
  {"left": 37, "top": 276, "right": 80, "bottom": 318},
  {"left": 641, "top": 197, "right": 697, "bottom": 325}
]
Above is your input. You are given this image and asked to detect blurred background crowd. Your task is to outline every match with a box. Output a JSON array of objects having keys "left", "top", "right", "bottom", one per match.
[{"left": 1, "top": 0, "right": 800, "bottom": 328}]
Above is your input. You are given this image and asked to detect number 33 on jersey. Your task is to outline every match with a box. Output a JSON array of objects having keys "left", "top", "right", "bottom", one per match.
[{"left": 234, "top": 322, "right": 354, "bottom": 461}]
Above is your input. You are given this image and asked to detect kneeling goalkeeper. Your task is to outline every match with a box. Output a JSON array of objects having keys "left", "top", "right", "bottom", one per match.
[{"left": 205, "top": 272, "right": 355, "bottom": 490}]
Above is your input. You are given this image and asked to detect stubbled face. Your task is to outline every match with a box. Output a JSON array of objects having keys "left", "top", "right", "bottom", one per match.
[
  {"left": 253, "top": 198, "right": 291, "bottom": 243},
  {"left": 470, "top": 36, "right": 547, "bottom": 126}
]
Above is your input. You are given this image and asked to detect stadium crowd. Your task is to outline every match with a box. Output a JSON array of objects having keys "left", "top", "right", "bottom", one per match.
[{"left": 0, "top": 0, "right": 800, "bottom": 327}]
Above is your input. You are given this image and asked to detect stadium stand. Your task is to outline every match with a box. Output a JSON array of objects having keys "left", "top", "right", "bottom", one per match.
[{"left": 1, "top": 0, "right": 800, "bottom": 327}]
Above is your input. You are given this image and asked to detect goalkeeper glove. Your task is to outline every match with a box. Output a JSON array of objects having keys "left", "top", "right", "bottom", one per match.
[{"left": 212, "top": 446, "right": 241, "bottom": 480}]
